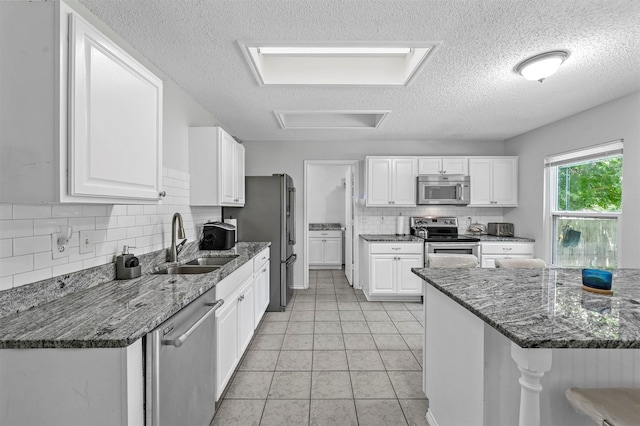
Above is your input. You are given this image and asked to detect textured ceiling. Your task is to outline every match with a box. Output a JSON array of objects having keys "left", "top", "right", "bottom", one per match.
[{"left": 77, "top": 0, "right": 640, "bottom": 143}]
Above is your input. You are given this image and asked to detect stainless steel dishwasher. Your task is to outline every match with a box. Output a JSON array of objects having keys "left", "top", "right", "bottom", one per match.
[{"left": 146, "top": 287, "right": 224, "bottom": 426}]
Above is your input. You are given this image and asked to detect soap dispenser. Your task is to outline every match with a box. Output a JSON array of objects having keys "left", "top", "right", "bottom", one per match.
[{"left": 116, "top": 245, "right": 141, "bottom": 280}]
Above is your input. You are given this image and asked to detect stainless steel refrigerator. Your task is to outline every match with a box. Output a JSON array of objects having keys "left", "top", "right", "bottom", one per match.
[{"left": 223, "top": 174, "right": 296, "bottom": 311}]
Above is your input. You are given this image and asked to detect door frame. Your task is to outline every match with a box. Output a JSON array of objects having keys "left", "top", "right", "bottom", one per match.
[{"left": 303, "top": 160, "right": 360, "bottom": 289}]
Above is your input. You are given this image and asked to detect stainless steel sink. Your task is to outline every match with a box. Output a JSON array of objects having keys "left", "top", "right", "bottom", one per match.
[
  {"left": 153, "top": 265, "right": 221, "bottom": 275},
  {"left": 185, "top": 257, "right": 237, "bottom": 266}
]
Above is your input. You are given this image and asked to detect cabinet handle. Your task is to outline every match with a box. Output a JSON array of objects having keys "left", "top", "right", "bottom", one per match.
[
  {"left": 158, "top": 191, "right": 166, "bottom": 198},
  {"left": 442, "top": 170, "right": 446, "bottom": 174},
  {"left": 391, "top": 247, "right": 401, "bottom": 250},
  {"left": 503, "top": 247, "right": 513, "bottom": 251},
  {"left": 490, "top": 201, "right": 497, "bottom": 204},
  {"left": 262, "top": 268, "right": 267, "bottom": 273},
  {"left": 238, "top": 294, "right": 245, "bottom": 302}
]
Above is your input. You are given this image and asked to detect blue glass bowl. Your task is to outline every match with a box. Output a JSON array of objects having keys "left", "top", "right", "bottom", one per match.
[{"left": 581, "top": 269, "right": 613, "bottom": 290}]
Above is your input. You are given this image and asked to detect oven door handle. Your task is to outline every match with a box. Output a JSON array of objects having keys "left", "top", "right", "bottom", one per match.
[{"left": 162, "top": 299, "right": 224, "bottom": 348}]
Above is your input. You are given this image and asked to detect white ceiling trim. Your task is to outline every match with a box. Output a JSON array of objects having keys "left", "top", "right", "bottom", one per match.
[
  {"left": 275, "top": 110, "right": 391, "bottom": 129},
  {"left": 238, "top": 40, "right": 440, "bottom": 87}
]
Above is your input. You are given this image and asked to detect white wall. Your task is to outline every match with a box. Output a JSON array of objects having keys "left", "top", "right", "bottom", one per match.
[
  {"left": 504, "top": 91, "right": 640, "bottom": 268},
  {"left": 308, "top": 164, "right": 350, "bottom": 224},
  {"left": 244, "top": 139, "right": 506, "bottom": 287},
  {"left": 0, "top": 3, "right": 223, "bottom": 289}
]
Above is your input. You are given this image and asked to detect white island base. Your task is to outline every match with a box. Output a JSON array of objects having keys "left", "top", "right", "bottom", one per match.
[{"left": 423, "top": 283, "right": 640, "bottom": 426}]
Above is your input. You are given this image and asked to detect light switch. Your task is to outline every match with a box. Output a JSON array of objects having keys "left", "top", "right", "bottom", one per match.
[{"left": 80, "top": 230, "right": 94, "bottom": 254}]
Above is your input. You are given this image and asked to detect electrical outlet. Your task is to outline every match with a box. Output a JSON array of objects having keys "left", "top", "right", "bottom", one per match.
[
  {"left": 80, "top": 230, "right": 94, "bottom": 254},
  {"left": 51, "top": 233, "right": 69, "bottom": 259}
]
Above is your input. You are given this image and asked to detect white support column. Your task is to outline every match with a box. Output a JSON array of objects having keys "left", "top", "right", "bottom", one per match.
[{"left": 510, "top": 343, "right": 553, "bottom": 426}]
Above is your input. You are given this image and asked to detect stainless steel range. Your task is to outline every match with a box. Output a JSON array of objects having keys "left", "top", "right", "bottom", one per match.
[{"left": 410, "top": 217, "right": 480, "bottom": 264}]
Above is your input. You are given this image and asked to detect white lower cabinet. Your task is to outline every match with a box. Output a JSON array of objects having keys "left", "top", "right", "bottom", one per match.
[
  {"left": 362, "top": 241, "right": 424, "bottom": 301},
  {"left": 214, "top": 249, "right": 269, "bottom": 401},
  {"left": 309, "top": 230, "right": 342, "bottom": 268},
  {"left": 480, "top": 241, "right": 535, "bottom": 268},
  {"left": 253, "top": 248, "right": 270, "bottom": 328}
]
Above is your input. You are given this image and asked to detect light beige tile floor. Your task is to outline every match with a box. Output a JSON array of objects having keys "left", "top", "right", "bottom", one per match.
[{"left": 211, "top": 269, "right": 428, "bottom": 426}]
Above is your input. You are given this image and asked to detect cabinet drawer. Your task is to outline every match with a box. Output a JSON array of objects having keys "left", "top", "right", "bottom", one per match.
[
  {"left": 309, "top": 230, "right": 342, "bottom": 238},
  {"left": 370, "top": 243, "right": 423, "bottom": 254},
  {"left": 481, "top": 242, "right": 534, "bottom": 255},
  {"left": 253, "top": 247, "right": 270, "bottom": 272},
  {"left": 216, "top": 261, "right": 253, "bottom": 302}
]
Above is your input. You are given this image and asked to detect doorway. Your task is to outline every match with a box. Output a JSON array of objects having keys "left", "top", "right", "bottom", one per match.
[{"left": 303, "top": 160, "right": 359, "bottom": 289}]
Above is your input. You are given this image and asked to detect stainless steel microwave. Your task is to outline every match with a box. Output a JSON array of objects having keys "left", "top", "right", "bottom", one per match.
[{"left": 417, "top": 175, "right": 470, "bottom": 205}]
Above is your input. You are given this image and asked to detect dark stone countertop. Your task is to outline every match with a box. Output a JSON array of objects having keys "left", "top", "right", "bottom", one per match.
[
  {"left": 309, "top": 223, "right": 343, "bottom": 231},
  {"left": 360, "top": 234, "right": 424, "bottom": 242},
  {"left": 0, "top": 242, "right": 270, "bottom": 349},
  {"left": 413, "top": 267, "right": 640, "bottom": 349}
]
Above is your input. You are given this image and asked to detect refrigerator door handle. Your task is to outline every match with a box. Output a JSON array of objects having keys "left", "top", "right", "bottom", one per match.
[
  {"left": 285, "top": 254, "right": 297, "bottom": 265},
  {"left": 288, "top": 187, "right": 296, "bottom": 245}
]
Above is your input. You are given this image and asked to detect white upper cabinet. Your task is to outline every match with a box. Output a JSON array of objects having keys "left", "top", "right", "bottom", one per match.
[
  {"left": 189, "top": 127, "right": 245, "bottom": 206},
  {"left": 0, "top": 1, "right": 164, "bottom": 204},
  {"left": 418, "top": 157, "right": 468, "bottom": 175},
  {"left": 468, "top": 157, "right": 518, "bottom": 207},
  {"left": 366, "top": 157, "right": 417, "bottom": 206}
]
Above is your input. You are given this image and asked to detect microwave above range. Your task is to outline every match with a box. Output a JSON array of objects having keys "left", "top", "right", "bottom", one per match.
[{"left": 416, "top": 175, "right": 470, "bottom": 205}]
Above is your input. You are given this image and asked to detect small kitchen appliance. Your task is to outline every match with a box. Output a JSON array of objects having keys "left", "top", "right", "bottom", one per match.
[
  {"left": 416, "top": 175, "right": 470, "bottom": 205},
  {"left": 487, "top": 222, "right": 514, "bottom": 237},
  {"left": 200, "top": 222, "right": 236, "bottom": 250}
]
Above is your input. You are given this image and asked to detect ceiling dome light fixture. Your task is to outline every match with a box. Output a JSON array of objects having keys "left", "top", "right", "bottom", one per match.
[{"left": 515, "top": 50, "right": 569, "bottom": 82}]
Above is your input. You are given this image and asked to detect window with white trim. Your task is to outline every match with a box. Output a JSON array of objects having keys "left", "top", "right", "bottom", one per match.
[{"left": 545, "top": 140, "right": 623, "bottom": 268}]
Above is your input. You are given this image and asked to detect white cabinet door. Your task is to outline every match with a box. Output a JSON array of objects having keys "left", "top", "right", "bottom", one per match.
[
  {"left": 189, "top": 127, "right": 245, "bottom": 206},
  {"left": 215, "top": 299, "right": 239, "bottom": 400},
  {"left": 396, "top": 255, "right": 424, "bottom": 294},
  {"left": 418, "top": 158, "right": 442, "bottom": 175},
  {"left": 392, "top": 158, "right": 417, "bottom": 206},
  {"left": 1, "top": 2, "right": 163, "bottom": 204},
  {"left": 469, "top": 158, "right": 518, "bottom": 206},
  {"left": 236, "top": 143, "right": 246, "bottom": 205},
  {"left": 442, "top": 158, "right": 468, "bottom": 175},
  {"left": 237, "top": 278, "right": 256, "bottom": 355},
  {"left": 324, "top": 238, "right": 342, "bottom": 264},
  {"left": 308, "top": 238, "right": 325, "bottom": 265},
  {"left": 492, "top": 158, "right": 518, "bottom": 206},
  {"left": 367, "top": 158, "right": 393, "bottom": 205},
  {"left": 370, "top": 255, "right": 395, "bottom": 294},
  {"left": 469, "top": 158, "right": 493, "bottom": 205}
]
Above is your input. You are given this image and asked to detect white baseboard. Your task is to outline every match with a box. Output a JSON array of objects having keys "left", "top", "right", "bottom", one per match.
[{"left": 426, "top": 409, "right": 439, "bottom": 426}]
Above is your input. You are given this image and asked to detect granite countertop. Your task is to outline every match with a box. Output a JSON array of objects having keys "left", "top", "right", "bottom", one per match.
[
  {"left": 413, "top": 267, "right": 640, "bottom": 349},
  {"left": 464, "top": 234, "right": 535, "bottom": 243},
  {"left": 360, "top": 234, "right": 424, "bottom": 242},
  {"left": 309, "top": 223, "right": 343, "bottom": 231},
  {"left": 0, "top": 242, "right": 270, "bottom": 349}
]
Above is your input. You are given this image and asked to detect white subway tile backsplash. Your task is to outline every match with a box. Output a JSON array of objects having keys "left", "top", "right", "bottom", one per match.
[
  {"left": 0, "top": 220, "right": 34, "bottom": 239},
  {"left": 33, "top": 218, "right": 69, "bottom": 236},
  {"left": 52, "top": 205, "right": 83, "bottom": 218},
  {"left": 83, "top": 205, "right": 107, "bottom": 217},
  {"left": 0, "top": 239, "right": 12, "bottom": 258},
  {"left": 0, "top": 254, "right": 33, "bottom": 277},
  {"left": 13, "top": 235, "right": 52, "bottom": 255},
  {"left": 0, "top": 276, "right": 13, "bottom": 291},
  {"left": 13, "top": 204, "right": 52, "bottom": 219},
  {"left": 0, "top": 204, "right": 13, "bottom": 220},
  {"left": 68, "top": 217, "right": 96, "bottom": 231},
  {"left": 14, "top": 268, "right": 52, "bottom": 287},
  {"left": 0, "top": 169, "right": 221, "bottom": 289}
]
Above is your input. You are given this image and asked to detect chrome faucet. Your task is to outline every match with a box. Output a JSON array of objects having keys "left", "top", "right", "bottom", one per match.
[{"left": 168, "top": 212, "right": 187, "bottom": 262}]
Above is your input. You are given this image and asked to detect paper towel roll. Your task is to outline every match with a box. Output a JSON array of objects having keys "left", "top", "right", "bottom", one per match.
[
  {"left": 224, "top": 218, "right": 237, "bottom": 242},
  {"left": 396, "top": 216, "right": 405, "bottom": 235}
]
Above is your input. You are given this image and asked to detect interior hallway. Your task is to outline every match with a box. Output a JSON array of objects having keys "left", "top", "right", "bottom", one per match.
[{"left": 211, "top": 269, "right": 428, "bottom": 425}]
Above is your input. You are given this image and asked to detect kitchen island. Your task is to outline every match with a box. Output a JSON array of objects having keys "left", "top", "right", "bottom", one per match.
[{"left": 413, "top": 267, "right": 640, "bottom": 426}]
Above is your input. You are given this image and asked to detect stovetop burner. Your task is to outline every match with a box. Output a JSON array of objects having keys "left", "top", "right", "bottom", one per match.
[{"left": 410, "top": 216, "right": 480, "bottom": 243}]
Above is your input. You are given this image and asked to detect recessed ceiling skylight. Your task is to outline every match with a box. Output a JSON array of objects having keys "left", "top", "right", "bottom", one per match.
[
  {"left": 275, "top": 110, "right": 390, "bottom": 129},
  {"left": 239, "top": 41, "right": 438, "bottom": 86}
]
